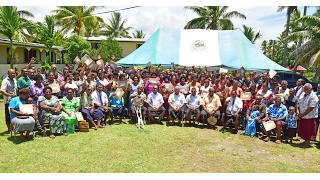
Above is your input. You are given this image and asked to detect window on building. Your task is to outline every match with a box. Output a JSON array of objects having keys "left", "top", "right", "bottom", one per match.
[
  {"left": 61, "top": 53, "right": 64, "bottom": 64},
  {"left": 6, "top": 48, "right": 10, "bottom": 64},
  {"left": 41, "top": 51, "right": 56, "bottom": 62},
  {"left": 51, "top": 52, "right": 56, "bottom": 62},
  {"left": 136, "top": 44, "right": 143, "bottom": 49},
  {"left": 24, "top": 49, "right": 36, "bottom": 63},
  {"left": 91, "top": 43, "right": 98, "bottom": 49}
]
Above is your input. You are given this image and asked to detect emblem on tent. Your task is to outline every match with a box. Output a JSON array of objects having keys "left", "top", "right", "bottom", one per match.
[{"left": 191, "top": 40, "right": 206, "bottom": 51}]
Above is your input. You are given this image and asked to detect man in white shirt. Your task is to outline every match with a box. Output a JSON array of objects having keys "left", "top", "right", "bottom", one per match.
[
  {"left": 0, "top": 69, "right": 18, "bottom": 133},
  {"left": 146, "top": 85, "right": 165, "bottom": 125},
  {"left": 168, "top": 87, "right": 186, "bottom": 126},
  {"left": 92, "top": 83, "right": 113, "bottom": 127},
  {"left": 185, "top": 87, "right": 201, "bottom": 126},
  {"left": 222, "top": 90, "right": 243, "bottom": 134}
]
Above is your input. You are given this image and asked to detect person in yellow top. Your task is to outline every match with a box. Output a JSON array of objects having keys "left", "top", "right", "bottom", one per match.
[{"left": 201, "top": 87, "right": 222, "bottom": 129}]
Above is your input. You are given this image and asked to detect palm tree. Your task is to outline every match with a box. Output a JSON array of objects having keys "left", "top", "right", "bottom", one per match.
[
  {"left": 313, "top": 6, "right": 320, "bottom": 16},
  {"left": 184, "top": 6, "right": 246, "bottom": 30},
  {"left": 28, "top": 15, "right": 64, "bottom": 61},
  {"left": 0, "top": 6, "right": 34, "bottom": 68},
  {"left": 286, "top": 14, "right": 320, "bottom": 81},
  {"left": 277, "top": 6, "right": 298, "bottom": 67},
  {"left": 84, "top": 19, "right": 101, "bottom": 37},
  {"left": 51, "top": 6, "right": 105, "bottom": 36},
  {"left": 132, "top": 30, "right": 146, "bottom": 38},
  {"left": 287, "top": 10, "right": 304, "bottom": 72},
  {"left": 260, "top": 32, "right": 286, "bottom": 66},
  {"left": 100, "top": 12, "right": 132, "bottom": 38},
  {"left": 261, "top": 40, "right": 268, "bottom": 55},
  {"left": 241, "top": 25, "right": 261, "bottom": 44},
  {"left": 17, "top": 10, "right": 34, "bottom": 19}
]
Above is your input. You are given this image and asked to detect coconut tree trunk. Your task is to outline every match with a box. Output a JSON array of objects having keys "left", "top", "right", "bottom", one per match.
[
  {"left": 293, "top": 7, "right": 307, "bottom": 74},
  {"left": 303, "top": 6, "right": 307, "bottom": 16},
  {"left": 9, "top": 57, "right": 15, "bottom": 69},
  {"left": 293, "top": 49, "right": 299, "bottom": 73},
  {"left": 313, "top": 66, "right": 320, "bottom": 82},
  {"left": 272, "top": 40, "right": 275, "bottom": 60},
  {"left": 282, "top": 11, "right": 291, "bottom": 67},
  {"left": 48, "top": 48, "right": 52, "bottom": 62},
  {"left": 9, "top": 39, "right": 14, "bottom": 69}
]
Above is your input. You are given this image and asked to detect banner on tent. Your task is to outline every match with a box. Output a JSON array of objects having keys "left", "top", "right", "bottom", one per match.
[{"left": 178, "top": 30, "right": 221, "bottom": 67}]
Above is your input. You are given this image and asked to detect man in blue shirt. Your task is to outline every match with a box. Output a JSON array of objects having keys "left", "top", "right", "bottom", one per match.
[{"left": 262, "top": 97, "right": 288, "bottom": 144}]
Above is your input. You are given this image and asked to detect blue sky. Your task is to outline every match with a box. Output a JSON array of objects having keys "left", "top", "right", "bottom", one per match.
[{"left": 12, "top": 4, "right": 318, "bottom": 51}]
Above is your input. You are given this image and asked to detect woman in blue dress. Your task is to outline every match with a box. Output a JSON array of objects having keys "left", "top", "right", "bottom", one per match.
[{"left": 245, "top": 105, "right": 260, "bottom": 137}]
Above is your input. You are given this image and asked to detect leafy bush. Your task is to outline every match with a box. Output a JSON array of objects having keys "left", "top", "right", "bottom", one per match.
[
  {"left": 35, "top": 56, "right": 51, "bottom": 74},
  {"left": 63, "top": 34, "right": 91, "bottom": 61},
  {"left": 97, "top": 37, "right": 123, "bottom": 62}
]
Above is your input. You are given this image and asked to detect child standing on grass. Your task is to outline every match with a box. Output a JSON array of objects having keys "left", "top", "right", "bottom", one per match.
[
  {"left": 285, "top": 106, "right": 297, "bottom": 143},
  {"left": 27, "top": 97, "right": 46, "bottom": 136},
  {"left": 245, "top": 105, "right": 260, "bottom": 137}
]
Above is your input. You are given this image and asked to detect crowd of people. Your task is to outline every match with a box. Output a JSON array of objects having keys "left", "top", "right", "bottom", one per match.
[{"left": 1, "top": 57, "right": 319, "bottom": 148}]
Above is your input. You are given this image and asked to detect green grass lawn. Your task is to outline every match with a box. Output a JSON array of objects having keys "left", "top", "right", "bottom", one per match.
[{"left": 0, "top": 109, "right": 320, "bottom": 173}]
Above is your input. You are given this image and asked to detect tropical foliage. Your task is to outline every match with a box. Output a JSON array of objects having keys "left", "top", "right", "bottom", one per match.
[
  {"left": 0, "top": 6, "right": 33, "bottom": 68},
  {"left": 28, "top": 15, "right": 65, "bottom": 61},
  {"left": 286, "top": 14, "right": 320, "bottom": 74},
  {"left": 241, "top": 25, "right": 261, "bottom": 44},
  {"left": 96, "top": 38, "right": 123, "bottom": 62},
  {"left": 35, "top": 56, "right": 52, "bottom": 73},
  {"left": 184, "top": 6, "right": 246, "bottom": 30},
  {"left": 1, "top": 5, "right": 320, "bottom": 79},
  {"left": 63, "top": 34, "right": 91, "bottom": 62},
  {"left": 277, "top": 6, "right": 298, "bottom": 67},
  {"left": 132, "top": 30, "right": 146, "bottom": 38},
  {"left": 100, "top": 12, "right": 132, "bottom": 38},
  {"left": 261, "top": 31, "right": 296, "bottom": 68},
  {"left": 51, "top": 6, "right": 105, "bottom": 36}
]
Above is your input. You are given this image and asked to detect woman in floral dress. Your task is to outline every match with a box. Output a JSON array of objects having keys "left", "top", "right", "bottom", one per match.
[{"left": 38, "top": 86, "right": 66, "bottom": 138}]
